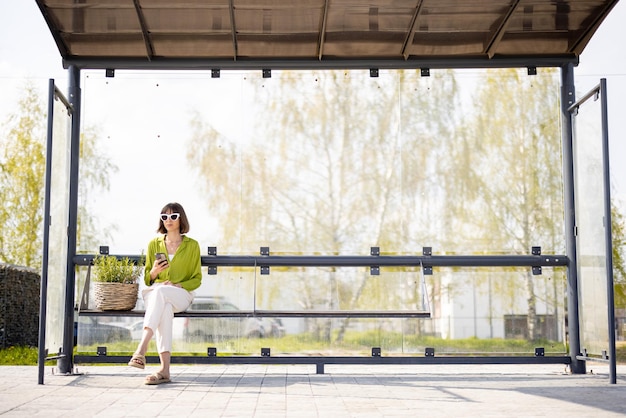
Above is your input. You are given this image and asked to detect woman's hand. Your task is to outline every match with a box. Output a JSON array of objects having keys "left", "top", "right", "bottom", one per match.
[{"left": 149, "top": 258, "right": 169, "bottom": 282}]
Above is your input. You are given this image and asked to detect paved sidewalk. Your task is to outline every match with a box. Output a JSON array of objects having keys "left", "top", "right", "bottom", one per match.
[{"left": 1, "top": 363, "right": 625, "bottom": 417}]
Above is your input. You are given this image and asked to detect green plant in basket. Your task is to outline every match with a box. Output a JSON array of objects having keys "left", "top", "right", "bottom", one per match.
[
  {"left": 92, "top": 255, "right": 144, "bottom": 310},
  {"left": 93, "top": 255, "right": 143, "bottom": 284}
]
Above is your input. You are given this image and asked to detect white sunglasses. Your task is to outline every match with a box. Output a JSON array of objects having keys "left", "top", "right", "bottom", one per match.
[{"left": 160, "top": 213, "right": 180, "bottom": 221}]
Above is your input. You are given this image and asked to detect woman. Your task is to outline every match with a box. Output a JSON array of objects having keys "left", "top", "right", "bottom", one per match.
[{"left": 128, "top": 202, "right": 202, "bottom": 385}]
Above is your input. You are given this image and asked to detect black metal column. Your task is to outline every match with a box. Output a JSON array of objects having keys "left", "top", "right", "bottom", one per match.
[
  {"left": 58, "top": 66, "right": 82, "bottom": 374},
  {"left": 38, "top": 80, "right": 56, "bottom": 384},
  {"left": 560, "top": 63, "right": 585, "bottom": 374},
  {"left": 600, "top": 79, "right": 617, "bottom": 384}
]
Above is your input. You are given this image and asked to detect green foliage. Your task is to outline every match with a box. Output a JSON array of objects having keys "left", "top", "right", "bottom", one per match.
[
  {"left": 440, "top": 68, "right": 566, "bottom": 341},
  {"left": 77, "top": 126, "right": 119, "bottom": 252},
  {"left": 93, "top": 255, "right": 143, "bottom": 284},
  {"left": 0, "top": 346, "right": 41, "bottom": 365},
  {"left": 7, "top": 339, "right": 626, "bottom": 365},
  {"left": 0, "top": 83, "right": 117, "bottom": 269},
  {"left": 613, "top": 201, "right": 626, "bottom": 308},
  {"left": 0, "top": 83, "right": 46, "bottom": 268},
  {"left": 188, "top": 69, "right": 459, "bottom": 341},
  {"left": 183, "top": 68, "right": 625, "bottom": 344},
  {"left": 74, "top": 331, "right": 566, "bottom": 356},
  {"left": 444, "top": 68, "right": 564, "bottom": 252},
  {"left": 188, "top": 70, "right": 458, "bottom": 254}
]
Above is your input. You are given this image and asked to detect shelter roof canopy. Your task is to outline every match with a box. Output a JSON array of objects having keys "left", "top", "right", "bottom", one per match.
[{"left": 36, "top": 0, "right": 619, "bottom": 70}]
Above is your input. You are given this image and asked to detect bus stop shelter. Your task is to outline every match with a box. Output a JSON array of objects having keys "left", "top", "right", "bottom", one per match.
[{"left": 35, "top": 0, "right": 619, "bottom": 384}]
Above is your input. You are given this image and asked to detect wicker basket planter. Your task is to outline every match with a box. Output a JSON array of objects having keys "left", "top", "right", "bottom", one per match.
[
  {"left": 94, "top": 282, "right": 139, "bottom": 311},
  {"left": 92, "top": 255, "right": 143, "bottom": 311}
]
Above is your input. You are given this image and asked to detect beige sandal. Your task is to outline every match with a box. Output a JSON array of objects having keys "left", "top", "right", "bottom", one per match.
[
  {"left": 127, "top": 353, "right": 146, "bottom": 369},
  {"left": 145, "top": 372, "right": 171, "bottom": 385}
]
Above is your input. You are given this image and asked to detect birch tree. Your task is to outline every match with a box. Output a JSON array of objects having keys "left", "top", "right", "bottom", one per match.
[
  {"left": 189, "top": 70, "right": 458, "bottom": 341},
  {"left": 442, "top": 68, "right": 565, "bottom": 340},
  {"left": 0, "top": 83, "right": 116, "bottom": 269}
]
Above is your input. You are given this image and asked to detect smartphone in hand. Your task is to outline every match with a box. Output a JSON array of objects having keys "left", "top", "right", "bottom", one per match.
[{"left": 155, "top": 252, "right": 168, "bottom": 266}]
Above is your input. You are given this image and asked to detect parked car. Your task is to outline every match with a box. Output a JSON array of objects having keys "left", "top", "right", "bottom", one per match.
[
  {"left": 76, "top": 316, "right": 132, "bottom": 346},
  {"left": 127, "top": 320, "right": 144, "bottom": 341},
  {"left": 182, "top": 297, "right": 285, "bottom": 342}
]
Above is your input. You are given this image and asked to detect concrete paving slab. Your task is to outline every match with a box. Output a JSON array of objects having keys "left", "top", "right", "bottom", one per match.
[{"left": 0, "top": 364, "right": 625, "bottom": 417}]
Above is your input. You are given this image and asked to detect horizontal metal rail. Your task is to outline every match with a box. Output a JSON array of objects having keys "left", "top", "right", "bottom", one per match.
[
  {"left": 74, "top": 253, "right": 568, "bottom": 268},
  {"left": 77, "top": 309, "right": 431, "bottom": 318},
  {"left": 576, "top": 355, "right": 611, "bottom": 364},
  {"left": 74, "top": 354, "right": 572, "bottom": 370},
  {"left": 75, "top": 252, "right": 564, "bottom": 319}
]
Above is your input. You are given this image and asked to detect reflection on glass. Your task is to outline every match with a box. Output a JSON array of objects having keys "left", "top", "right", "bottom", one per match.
[
  {"left": 573, "top": 87, "right": 610, "bottom": 356},
  {"left": 45, "top": 88, "right": 71, "bottom": 354}
]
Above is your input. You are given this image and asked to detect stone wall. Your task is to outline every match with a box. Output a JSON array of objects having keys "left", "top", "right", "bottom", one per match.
[{"left": 0, "top": 263, "right": 40, "bottom": 348}]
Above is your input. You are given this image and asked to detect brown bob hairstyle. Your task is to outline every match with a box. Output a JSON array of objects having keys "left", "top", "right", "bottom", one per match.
[{"left": 157, "top": 202, "right": 190, "bottom": 234}]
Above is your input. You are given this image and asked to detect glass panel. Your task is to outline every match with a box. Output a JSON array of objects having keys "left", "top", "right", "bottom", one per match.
[
  {"left": 178, "top": 266, "right": 565, "bottom": 355},
  {"left": 77, "top": 316, "right": 134, "bottom": 349},
  {"left": 572, "top": 86, "right": 610, "bottom": 356},
  {"left": 44, "top": 84, "right": 71, "bottom": 354},
  {"left": 75, "top": 266, "right": 566, "bottom": 356},
  {"left": 436, "top": 268, "right": 566, "bottom": 345},
  {"left": 77, "top": 69, "right": 566, "bottom": 356},
  {"left": 80, "top": 68, "right": 564, "bottom": 257}
]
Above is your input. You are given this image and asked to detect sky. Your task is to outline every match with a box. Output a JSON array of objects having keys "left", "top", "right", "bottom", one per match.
[{"left": 1, "top": 1, "right": 625, "bottom": 259}]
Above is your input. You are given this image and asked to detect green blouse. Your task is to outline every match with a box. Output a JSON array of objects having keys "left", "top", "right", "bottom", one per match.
[{"left": 144, "top": 235, "right": 202, "bottom": 292}]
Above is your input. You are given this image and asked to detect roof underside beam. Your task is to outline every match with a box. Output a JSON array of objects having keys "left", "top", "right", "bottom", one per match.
[
  {"left": 317, "top": 0, "right": 330, "bottom": 60},
  {"left": 485, "top": 0, "right": 521, "bottom": 59},
  {"left": 229, "top": 0, "right": 238, "bottom": 60},
  {"left": 62, "top": 55, "right": 578, "bottom": 71},
  {"left": 401, "top": 0, "right": 425, "bottom": 60},
  {"left": 132, "top": 0, "right": 154, "bottom": 60}
]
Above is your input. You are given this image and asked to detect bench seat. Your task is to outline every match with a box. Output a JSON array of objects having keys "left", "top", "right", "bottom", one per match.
[{"left": 77, "top": 309, "right": 431, "bottom": 318}]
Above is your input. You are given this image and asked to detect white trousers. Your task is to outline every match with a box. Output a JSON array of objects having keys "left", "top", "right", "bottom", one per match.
[{"left": 142, "top": 284, "right": 193, "bottom": 353}]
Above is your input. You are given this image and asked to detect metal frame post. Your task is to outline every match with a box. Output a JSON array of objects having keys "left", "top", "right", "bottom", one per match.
[
  {"left": 600, "top": 79, "right": 617, "bottom": 384},
  {"left": 38, "top": 80, "right": 56, "bottom": 384},
  {"left": 560, "top": 63, "right": 585, "bottom": 374},
  {"left": 58, "top": 65, "right": 82, "bottom": 374}
]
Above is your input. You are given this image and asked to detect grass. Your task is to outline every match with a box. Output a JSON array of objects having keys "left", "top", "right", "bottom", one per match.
[
  {"left": 72, "top": 334, "right": 566, "bottom": 358},
  {"left": 617, "top": 341, "right": 626, "bottom": 364},
  {"left": 0, "top": 346, "right": 41, "bottom": 365},
  {"left": 3, "top": 337, "right": 625, "bottom": 366}
]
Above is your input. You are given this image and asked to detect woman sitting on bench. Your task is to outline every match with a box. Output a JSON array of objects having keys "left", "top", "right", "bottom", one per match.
[{"left": 127, "top": 202, "right": 202, "bottom": 385}]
